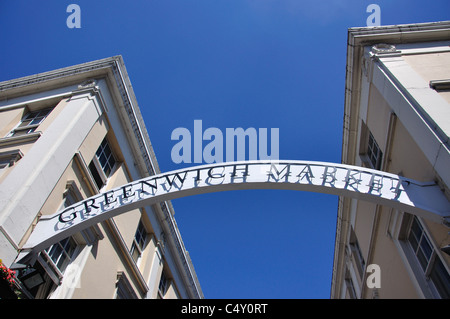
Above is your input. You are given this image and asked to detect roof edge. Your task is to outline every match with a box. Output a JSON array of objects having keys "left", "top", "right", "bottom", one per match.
[{"left": 348, "top": 20, "right": 450, "bottom": 46}]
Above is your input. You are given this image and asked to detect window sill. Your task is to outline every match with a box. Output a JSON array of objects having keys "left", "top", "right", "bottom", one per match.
[
  {"left": 359, "top": 155, "right": 374, "bottom": 170},
  {"left": 0, "top": 132, "right": 42, "bottom": 147},
  {"left": 430, "top": 79, "right": 450, "bottom": 91}
]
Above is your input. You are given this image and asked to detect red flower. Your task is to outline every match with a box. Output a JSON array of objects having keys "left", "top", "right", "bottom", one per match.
[{"left": 0, "top": 261, "right": 16, "bottom": 287}]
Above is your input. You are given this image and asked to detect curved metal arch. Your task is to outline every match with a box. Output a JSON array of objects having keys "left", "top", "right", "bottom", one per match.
[{"left": 23, "top": 160, "right": 450, "bottom": 254}]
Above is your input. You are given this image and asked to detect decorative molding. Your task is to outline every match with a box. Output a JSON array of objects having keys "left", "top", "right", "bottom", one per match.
[
  {"left": 0, "top": 132, "right": 42, "bottom": 148},
  {"left": 430, "top": 79, "right": 450, "bottom": 91},
  {"left": 77, "top": 79, "right": 97, "bottom": 90},
  {"left": 0, "top": 149, "right": 24, "bottom": 165},
  {"left": 371, "top": 43, "right": 400, "bottom": 55}
]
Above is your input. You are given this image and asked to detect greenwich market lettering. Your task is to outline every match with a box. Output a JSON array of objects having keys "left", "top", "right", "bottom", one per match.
[
  {"left": 24, "top": 160, "right": 450, "bottom": 254},
  {"left": 57, "top": 163, "right": 404, "bottom": 225}
]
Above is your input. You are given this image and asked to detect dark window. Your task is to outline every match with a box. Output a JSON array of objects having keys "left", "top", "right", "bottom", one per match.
[
  {"left": 96, "top": 139, "right": 116, "bottom": 177},
  {"left": 45, "top": 237, "right": 77, "bottom": 274},
  {"left": 130, "top": 221, "right": 147, "bottom": 263},
  {"left": 367, "top": 132, "right": 383, "bottom": 170},
  {"left": 88, "top": 137, "right": 117, "bottom": 190},
  {"left": 89, "top": 161, "right": 104, "bottom": 190},
  {"left": 407, "top": 216, "right": 450, "bottom": 299},
  {"left": 408, "top": 217, "right": 433, "bottom": 272},
  {"left": 429, "top": 257, "right": 450, "bottom": 299},
  {"left": 159, "top": 271, "right": 169, "bottom": 297}
]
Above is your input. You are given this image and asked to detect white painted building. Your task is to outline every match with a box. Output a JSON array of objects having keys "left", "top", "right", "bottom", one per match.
[
  {"left": 332, "top": 21, "right": 450, "bottom": 299},
  {"left": 0, "top": 56, "right": 203, "bottom": 299}
]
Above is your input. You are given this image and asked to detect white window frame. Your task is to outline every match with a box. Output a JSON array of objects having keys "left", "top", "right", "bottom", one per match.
[
  {"left": 158, "top": 270, "right": 170, "bottom": 298},
  {"left": 7, "top": 108, "right": 52, "bottom": 137},
  {"left": 359, "top": 121, "right": 383, "bottom": 170},
  {"left": 349, "top": 228, "right": 366, "bottom": 280},
  {"left": 367, "top": 131, "right": 383, "bottom": 169},
  {"left": 43, "top": 237, "right": 78, "bottom": 275},
  {"left": 405, "top": 216, "right": 450, "bottom": 299},
  {"left": 344, "top": 268, "right": 358, "bottom": 299},
  {"left": 88, "top": 137, "right": 117, "bottom": 190},
  {"left": 388, "top": 211, "right": 450, "bottom": 299},
  {"left": 115, "top": 272, "right": 138, "bottom": 299},
  {"left": 95, "top": 138, "right": 116, "bottom": 177},
  {"left": 130, "top": 220, "right": 148, "bottom": 266},
  {"left": 0, "top": 150, "right": 23, "bottom": 178}
]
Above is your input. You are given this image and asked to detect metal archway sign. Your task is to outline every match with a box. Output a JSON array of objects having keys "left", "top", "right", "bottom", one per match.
[{"left": 22, "top": 160, "right": 450, "bottom": 254}]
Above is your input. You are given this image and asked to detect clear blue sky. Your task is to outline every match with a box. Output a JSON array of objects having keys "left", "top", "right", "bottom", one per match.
[{"left": 1, "top": 1, "right": 448, "bottom": 299}]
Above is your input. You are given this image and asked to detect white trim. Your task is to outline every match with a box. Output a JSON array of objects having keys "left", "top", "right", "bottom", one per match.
[
  {"left": 146, "top": 244, "right": 164, "bottom": 299},
  {"left": 115, "top": 271, "right": 139, "bottom": 299},
  {"left": 0, "top": 131, "right": 42, "bottom": 147},
  {"left": 372, "top": 55, "right": 450, "bottom": 188},
  {"left": 0, "top": 91, "right": 73, "bottom": 112},
  {"left": 395, "top": 41, "right": 450, "bottom": 56},
  {"left": 0, "top": 89, "right": 102, "bottom": 261}
]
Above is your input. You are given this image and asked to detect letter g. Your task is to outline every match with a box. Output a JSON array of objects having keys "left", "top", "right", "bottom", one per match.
[{"left": 58, "top": 207, "right": 77, "bottom": 223}]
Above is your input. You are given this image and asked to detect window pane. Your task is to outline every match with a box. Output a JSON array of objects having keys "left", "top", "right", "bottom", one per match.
[
  {"left": 89, "top": 161, "right": 104, "bottom": 189},
  {"left": 159, "top": 271, "right": 168, "bottom": 296},
  {"left": 429, "top": 258, "right": 450, "bottom": 299},
  {"left": 135, "top": 222, "right": 147, "bottom": 249},
  {"left": 408, "top": 216, "right": 434, "bottom": 273},
  {"left": 410, "top": 218, "right": 423, "bottom": 239},
  {"left": 96, "top": 146, "right": 103, "bottom": 157},
  {"left": 107, "top": 156, "right": 116, "bottom": 172},
  {"left": 56, "top": 254, "right": 69, "bottom": 272},
  {"left": 103, "top": 164, "right": 111, "bottom": 177},
  {"left": 95, "top": 138, "right": 116, "bottom": 178},
  {"left": 103, "top": 144, "right": 112, "bottom": 158},
  {"left": 368, "top": 134, "right": 374, "bottom": 148},
  {"left": 416, "top": 249, "right": 428, "bottom": 272},
  {"left": 131, "top": 243, "right": 140, "bottom": 263},
  {"left": 408, "top": 231, "right": 419, "bottom": 252},
  {"left": 98, "top": 153, "right": 107, "bottom": 168},
  {"left": 38, "top": 109, "right": 51, "bottom": 117},
  {"left": 56, "top": 238, "right": 77, "bottom": 273},
  {"left": 47, "top": 244, "right": 63, "bottom": 264},
  {"left": 65, "top": 239, "right": 77, "bottom": 257},
  {"left": 419, "top": 236, "right": 433, "bottom": 261},
  {"left": 367, "top": 132, "right": 382, "bottom": 169},
  {"left": 18, "top": 119, "right": 32, "bottom": 128},
  {"left": 29, "top": 117, "right": 43, "bottom": 125}
]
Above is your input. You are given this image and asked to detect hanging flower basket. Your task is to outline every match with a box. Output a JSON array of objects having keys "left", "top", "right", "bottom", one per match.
[{"left": 0, "top": 259, "right": 18, "bottom": 299}]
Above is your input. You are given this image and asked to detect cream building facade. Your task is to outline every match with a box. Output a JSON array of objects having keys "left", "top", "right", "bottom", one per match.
[
  {"left": 332, "top": 21, "right": 450, "bottom": 299},
  {"left": 0, "top": 56, "right": 203, "bottom": 299}
]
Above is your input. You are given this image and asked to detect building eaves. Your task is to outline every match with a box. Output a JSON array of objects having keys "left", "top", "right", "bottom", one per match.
[{"left": 348, "top": 20, "right": 450, "bottom": 47}]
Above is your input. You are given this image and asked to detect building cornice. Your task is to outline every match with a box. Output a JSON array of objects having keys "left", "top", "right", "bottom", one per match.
[{"left": 348, "top": 21, "right": 450, "bottom": 47}]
